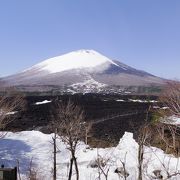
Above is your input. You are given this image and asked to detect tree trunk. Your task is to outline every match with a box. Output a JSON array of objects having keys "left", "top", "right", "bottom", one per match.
[
  {"left": 53, "top": 132, "right": 57, "bottom": 180},
  {"left": 73, "top": 154, "right": 79, "bottom": 180},
  {"left": 85, "top": 129, "right": 88, "bottom": 145},
  {"left": 68, "top": 158, "right": 73, "bottom": 180},
  {"left": 138, "top": 143, "right": 143, "bottom": 180}
]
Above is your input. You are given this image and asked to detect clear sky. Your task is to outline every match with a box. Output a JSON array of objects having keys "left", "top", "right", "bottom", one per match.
[{"left": 0, "top": 0, "right": 180, "bottom": 79}]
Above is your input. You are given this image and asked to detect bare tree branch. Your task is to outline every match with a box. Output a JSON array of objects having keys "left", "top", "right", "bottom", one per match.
[{"left": 52, "top": 100, "right": 91, "bottom": 180}]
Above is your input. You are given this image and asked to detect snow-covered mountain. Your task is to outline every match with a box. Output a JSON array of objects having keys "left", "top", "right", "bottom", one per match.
[{"left": 2, "top": 50, "right": 165, "bottom": 93}]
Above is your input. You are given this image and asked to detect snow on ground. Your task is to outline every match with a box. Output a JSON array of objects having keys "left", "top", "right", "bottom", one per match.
[
  {"left": 0, "top": 110, "right": 18, "bottom": 115},
  {"left": 162, "top": 115, "right": 180, "bottom": 126},
  {"left": 0, "top": 109, "right": 18, "bottom": 115},
  {"left": 153, "top": 106, "right": 160, "bottom": 109},
  {"left": 161, "top": 106, "right": 169, "bottom": 110},
  {"left": 152, "top": 106, "right": 170, "bottom": 110},
  {"left": 124, "top": 91, "right": 131, "bottom": 94},
  {"left": 6, "top": 111, "right": 18, "bottom": 115},
  {"left": 35, "top": 100, "right": 52, "bottom": 105},
  {"left": 71, "top": 77, "right": 107, "bottom": 94},
  {"left": 116, "top": 99, "right": 125, "bottom": 102},
  {"left": 129, "top": 99, "right": 158, "bottom": 103},
  {"left": 0, "top": 131, "right": 179, "bottom": 180},
  {"left": 71, "top": 78, "right": 106, "bottom": 89}
]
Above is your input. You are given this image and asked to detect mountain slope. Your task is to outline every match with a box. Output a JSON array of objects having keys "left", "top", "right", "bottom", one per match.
[{"left": 2, "top": 50, "right": 165, "bottom": 93}]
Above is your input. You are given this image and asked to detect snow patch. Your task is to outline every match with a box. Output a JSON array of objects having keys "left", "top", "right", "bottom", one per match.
[
  {"left": 72, "top": 79, "right": 106, "bottom": 88},
  {"left": 162, "top": 115, "right": 180, "bottom": 126},
  {"left": 0, "top": 110, "right": 18, "bottom": 116},
  {"left": 6, "top": 111, "right": 18, "bottom": 115},
  {"left": 71, "top": 77, "right": 107, "bottom": 93},
  {"left": 129, "top": 99, "right": 157, "bottom": 103},
  {"left": 35, "top": 100, "right": 52, "bottom": 105},
  {"left": 161, "top": 106, "right": 169, "bottom": 110},
  {"left": 116, "top": 99, "right": 125, "bottom": 102}
]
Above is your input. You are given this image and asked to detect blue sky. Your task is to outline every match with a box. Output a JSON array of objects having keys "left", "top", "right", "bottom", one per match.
[{"left": 0, "top": 0, "right": 179, "bottom": 79}]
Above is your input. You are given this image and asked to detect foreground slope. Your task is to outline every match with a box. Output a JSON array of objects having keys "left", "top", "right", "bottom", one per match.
[{"left": 0, "top": 131, "right": 179, "bottom": 179}]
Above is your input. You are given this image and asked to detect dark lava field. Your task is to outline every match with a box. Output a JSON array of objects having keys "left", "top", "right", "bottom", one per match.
[{"left": 6, "top": 94, "right": 158, "bottom": 146}]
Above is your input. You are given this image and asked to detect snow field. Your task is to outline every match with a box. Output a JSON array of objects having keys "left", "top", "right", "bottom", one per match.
[{"left": 0, "top": 131, "right": 179, "bottom": 180}]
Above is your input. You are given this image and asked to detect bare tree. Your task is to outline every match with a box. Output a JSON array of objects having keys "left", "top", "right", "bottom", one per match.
[
  {"left": 27, "top": 158, "right": 37, "bottom": 180},
  {"left": 159, "top": 81, "right": 180, "bottom": 117},
  {"left": 146, "top": 82, "right": 180, "bottom": 179},
  {"left": 0, "top": 91, "right": 25, "bottom": 135},
  {"left": 157, "top": 82, "right": 180, "bottom": 155},
  {"left": 96, "top": 154, "right": 110, "bottom": 180},
  {"left": 155, "top": 123, "right": 180, "bottom": 155},
  {"left": 119, "top": 153, "right": 129, "bottom": 180},
  {"left": 89, "top": 149, "right": 111, "bottom": 180},
  {"left": 114, "top": 152, "right": 129, "bottom": 180},
  {"left": 26, "top": 158, "right": 44, "bottom": 180},
  {"left": 150, "top": 148, "right": 180, "bottom": 179},
  {"left": 84, "top": 122, "right": 92, "bottom": 145},
  {"left": 51, "top": 129, "right": 58, "bottom": 180},
  {"left": 16, "top": 159, "right": 22, "bottom": 180},
  {"left": 50, "top": 128, "right": 62, "bottom": 180},
  {"left": 53, "top": 100, "right": 91, "bottom": 180},
  {"left": 137, "top": 123, "right": 152, "bottom": 180}
]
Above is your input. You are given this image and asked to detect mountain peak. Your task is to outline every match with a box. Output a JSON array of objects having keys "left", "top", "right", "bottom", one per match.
[
  {"left": 75, "top": 49, "right": 97, "bottom": 54},
  {"left": 74, "top": 49, "right": 107, "bottom": 56},
  {"left": 31, "top": 49, "right": 118, "bottom": 74}
]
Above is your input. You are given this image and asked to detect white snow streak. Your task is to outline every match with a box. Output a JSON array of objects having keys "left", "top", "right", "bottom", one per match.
[{"left": 35, "top": 100, "right": 52, "bottom": 105}]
